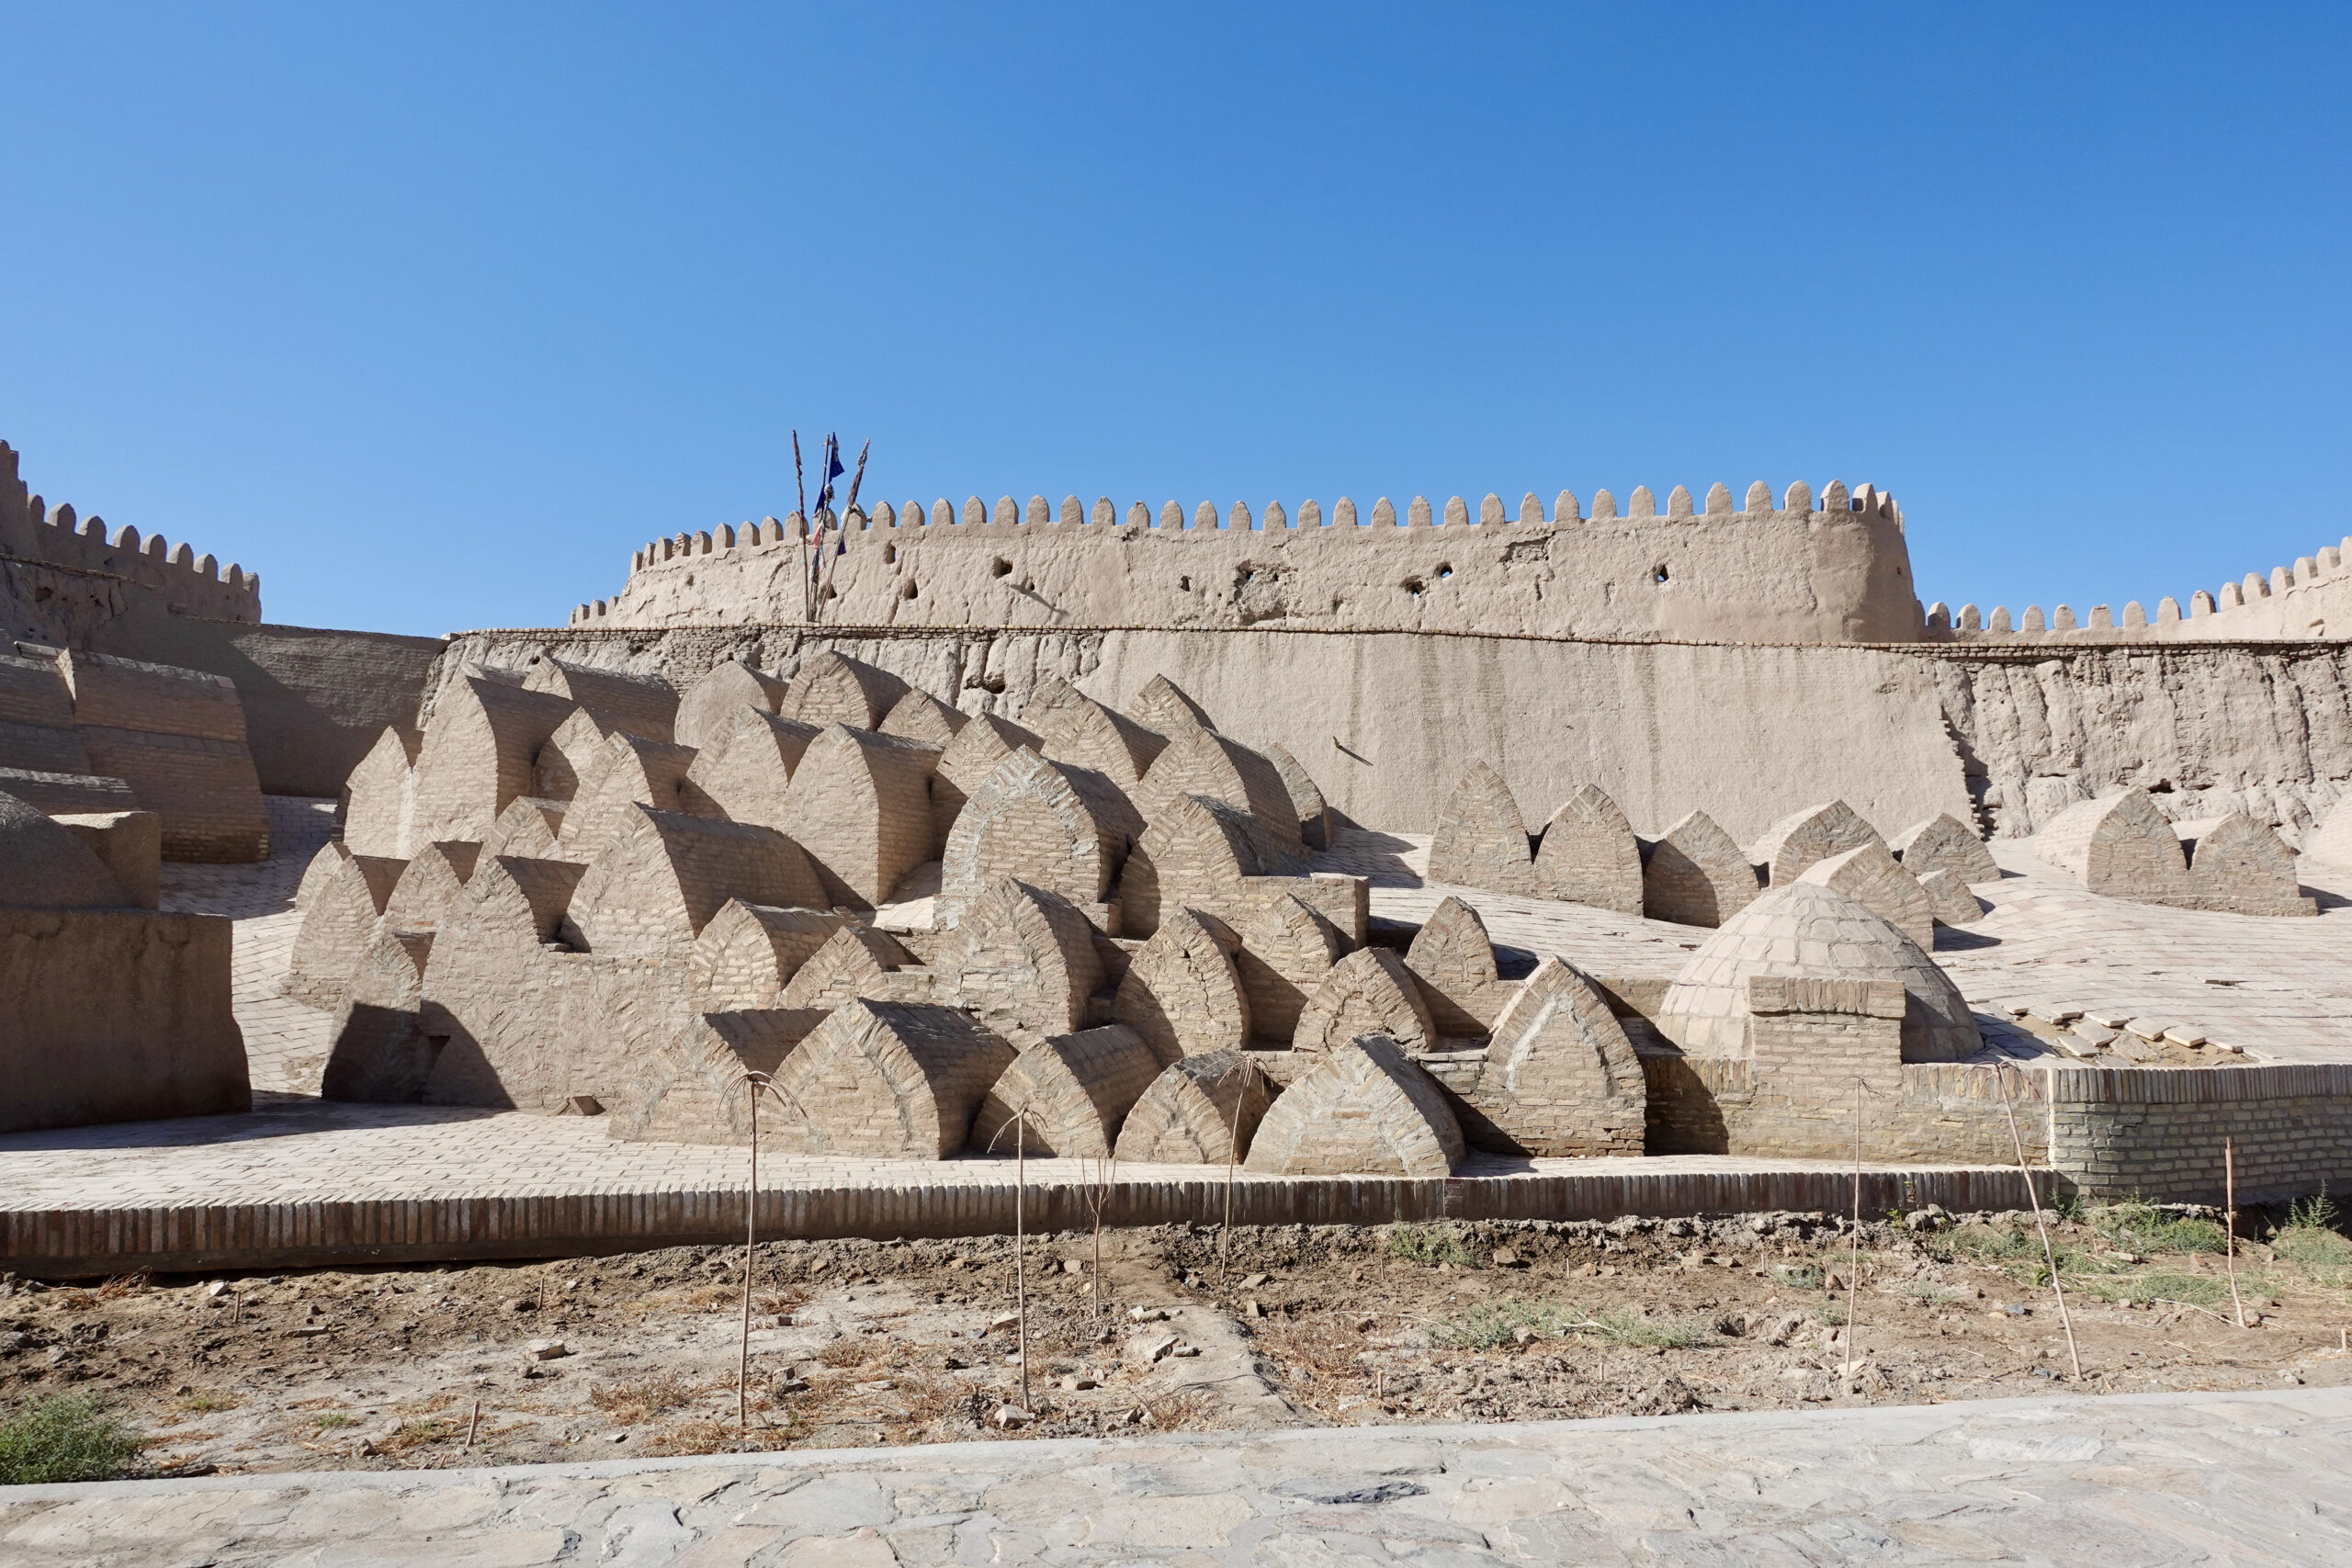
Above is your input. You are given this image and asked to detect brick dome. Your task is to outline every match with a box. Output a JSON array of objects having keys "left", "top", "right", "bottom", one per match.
[{"left": 1655, "top": 882, "right": 1980, "bottom": 1063}]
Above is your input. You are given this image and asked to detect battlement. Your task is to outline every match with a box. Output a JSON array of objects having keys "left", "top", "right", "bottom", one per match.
[
  {"left": 574, "top": 479, "right": 1924, "bottom": 645},
  {"left": 0, "top": 440, "right": 263, "bottom": 640},
  {"left": 1920, "top": 533, "right": 2352, "bottom": 645}
]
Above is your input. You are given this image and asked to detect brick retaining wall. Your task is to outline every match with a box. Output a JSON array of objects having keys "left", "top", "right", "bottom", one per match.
[
  {"left": 0, "top": 1164, "right": 2035, "bottom": 1279},
  {"left": 1645, "top": 1055, "right": 2352, "bottom": 1204}
]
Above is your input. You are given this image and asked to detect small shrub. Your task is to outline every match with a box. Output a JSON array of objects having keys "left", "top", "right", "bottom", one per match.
[
  {"left": 2270, "top": 1193, "right": 2351, "bottom": 1285},
  {"left": 1385, "top": 1224, "right": 1483, "bottom": 1269},
  {"left": 0, "top": 1395, "right": 138, "bottom": 1484},
  {"left": 312, "top": 1412, "right": 356, "bottom": 1430},
  {"left": 1429, "top": 1301, "right": 1577, "bottom": 1348}
]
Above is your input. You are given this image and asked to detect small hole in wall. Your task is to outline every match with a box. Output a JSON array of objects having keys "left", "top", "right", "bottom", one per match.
[
  {"left": 1179, "top": 575, "right": 1192, "bottom": 592},
  {"left": 992, "top": 557, "right": 1012, "bottom": 578},
  {"left": 684, "top": 574, "right": 695, "bottom": 588},
  {"left": 901, "top": 581, "right": 919, "bottom": 600},
  {"left": 1436, "top": 562, "right": 1453, "bottom": 580},
  {"left": 884, "top": 542, "right": 897, "bottom": 565},
  {"left": 1652, "top": 564, "right": 1669, "bottom": 585},
  {"left": 1402, "top": 576, "right": 1426, "bottom": 596}
]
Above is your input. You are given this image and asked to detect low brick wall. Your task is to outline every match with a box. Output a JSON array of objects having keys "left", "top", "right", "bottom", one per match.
[
  {"left": 0, "top": 1163, "right": 2035, "bottom": 1279},
  {"left": 1645, "top": 1054, "right": 2352, "bottom": 1203},
  {"left": 2048, "top": 1064, "right": 2352, "bottom": 1204}
]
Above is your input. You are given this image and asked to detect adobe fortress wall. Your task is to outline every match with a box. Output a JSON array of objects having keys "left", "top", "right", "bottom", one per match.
[
  {"left": 580, "top": 480, "right": 1926, "bottom": 647},
  {"left": 0, "top": 441, "right": 263, "bottom": 643},
  {"left": 441, "top": 622, "right": 2352, "bottom": 847},
  {"left": 434, "top": 621, "right": 1968, "bottom": 842}
]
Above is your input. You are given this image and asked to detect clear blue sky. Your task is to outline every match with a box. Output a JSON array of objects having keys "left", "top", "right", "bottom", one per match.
[{"left": 4, "top": 3, "right": 2346, "bottom": 637}]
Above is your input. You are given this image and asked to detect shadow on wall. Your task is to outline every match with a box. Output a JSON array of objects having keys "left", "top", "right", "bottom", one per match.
[{"left": 87, "top": 609, "right": 446, "bottom": 797}]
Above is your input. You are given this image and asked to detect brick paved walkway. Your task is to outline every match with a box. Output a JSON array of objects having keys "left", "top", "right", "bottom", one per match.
[
  {"left": 5, "top": 1387, "right": 2346, "bottom": 1566},
  {"left": 161, "top": 796, "right": 340, "bottom": 1095},
  {"left": 0, "top": 1093, "right": 2007, "bottom": 1213},
  {"left": 1317, "top": 829, "right": 2352, "bottom": 1065}
]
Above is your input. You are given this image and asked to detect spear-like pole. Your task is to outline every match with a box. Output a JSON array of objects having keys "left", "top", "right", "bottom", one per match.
[
  {"left": 841, "top": 439, "right": 871, "bottom": 516},
  {"left": 817, "top": 440, "right": 872, "bottom": 612},
  {"left": 793, "top": 432, "right": 811, "bottom": 623}
]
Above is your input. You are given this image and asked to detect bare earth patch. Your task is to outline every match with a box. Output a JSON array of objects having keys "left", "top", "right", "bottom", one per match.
[{"left": 4, "top": 1203, "right": 2347, "bottom": 1476}]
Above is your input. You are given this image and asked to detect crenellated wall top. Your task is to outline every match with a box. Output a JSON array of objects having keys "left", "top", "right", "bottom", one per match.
[
  {"left": 0, "top": 440, "right": 263, "bottom": 626},
  {"left": 574, "top": 479, "right": 1922, "bottom": 645}
]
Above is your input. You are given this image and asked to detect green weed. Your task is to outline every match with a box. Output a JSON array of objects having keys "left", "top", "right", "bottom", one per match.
[
  {"left": 0, "top": 1395, "right": 139, "bottom": 1485},
  {"left": 2090, "top": 1202, "right": 2228, "bottom": 1257},
  {"left": 1385, "top": 1224, "right": 1484, "bottom": 1269},
  {"left": 1583, "top": 1308, "right": 1713, "bottom": 1348},
  {"left": 2270, "top": 1191, "right": 2351, "bottom": 1286},
  {"left": 1428, "top": 1300, "right": 1579, "bottom": 1348},
  {"left": 1430, "top": 1300, "right": 1711, "bottom": 1350}
]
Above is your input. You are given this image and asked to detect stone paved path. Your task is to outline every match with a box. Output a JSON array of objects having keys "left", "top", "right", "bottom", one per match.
[{"left": 4, "top": 1388, "right": 2346, "bottom": 1565}]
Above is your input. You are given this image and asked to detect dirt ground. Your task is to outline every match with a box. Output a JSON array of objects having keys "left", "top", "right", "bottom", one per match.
[{"left": 5, "top": 1201, "right": 2349, "bottom": 1477}]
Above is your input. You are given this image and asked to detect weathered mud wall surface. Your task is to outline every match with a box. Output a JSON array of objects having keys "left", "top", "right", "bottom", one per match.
[
  {"left": 1930, "top": 642, "right": 2352, "bottom": 842},
  {"left": 594, "top": 483, "right": 1926, "bottom": 647},
  {"left": 88, "top": 612, "right": 447, "bottom": 797},
  {"left": 437, "top": 624, "right": 1975, "bottom": 842}
]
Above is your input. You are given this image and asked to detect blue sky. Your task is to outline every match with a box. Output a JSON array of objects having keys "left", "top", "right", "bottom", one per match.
[{"left": 3, "top": 3, "right": 2346, "bottom": 637}]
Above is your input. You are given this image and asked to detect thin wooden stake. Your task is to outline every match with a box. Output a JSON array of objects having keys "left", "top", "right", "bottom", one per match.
[
  {"left": 1845, "top": 1076, "right": 1863, "bottom": 1386},
  {"left": 1218, "top": 1057, "right": 1252, "bottom": 1286},
  {"left": 1015, "top": 1109, "right": 1031, "bottom": 1415},
  {"left": 741, "top": 1074, "right": 760, "bottom": 1432},
  {"left": 464, "top": 1397, "right": 480, "bottom": 1450},
  {"left": 1996, "top": 1063, "right": 2083, "bottom": 1379},
  {"left": 2225, "top": 1138, "right": 2248, "bottom": 1328}
]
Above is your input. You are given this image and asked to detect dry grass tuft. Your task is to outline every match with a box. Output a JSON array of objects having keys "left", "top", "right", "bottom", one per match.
[
  {"left": 372, "top": 1418, "right": 452, "bottom": 1456},
  {"left": 588, "top": 1374, "right": 702, "bottom": 1426},
  {"left": 815, "top": 1338, "right": 872, "bottom": 1371}
]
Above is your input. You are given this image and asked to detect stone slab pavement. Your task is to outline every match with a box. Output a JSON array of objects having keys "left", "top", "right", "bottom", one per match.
[{"left": 4, "top": 1387, "right": 2347, "bottom": 1566}]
